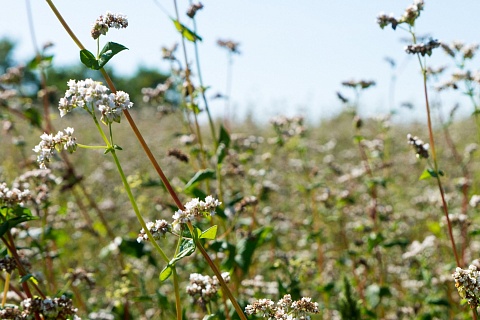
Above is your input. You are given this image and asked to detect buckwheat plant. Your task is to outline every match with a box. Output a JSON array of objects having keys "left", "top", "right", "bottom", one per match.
[
  {"left": 378, "top": 0, "right": 461, "bottom": 271},
  {"left": 42, "top": 2, "right": 248, "bottom": 318}
]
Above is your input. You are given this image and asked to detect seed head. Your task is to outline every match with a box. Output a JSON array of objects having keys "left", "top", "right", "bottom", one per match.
[
  {"left": 407, "top": 134, "right": 429, "bottom": 159},
  {"left": 186, "top": 3, "right": 203, "bottom": 18},
  {"left": 91, "top": 12, "right": 128, "bottom": 40},
  {"left": 405, "top": 39, "right": 441, "bottom": 56}
]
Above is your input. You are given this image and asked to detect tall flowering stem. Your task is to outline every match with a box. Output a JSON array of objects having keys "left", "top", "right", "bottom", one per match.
[
  {"left": 186, "top": 221, "right": 247, "bottom": 320},
  {"left": 377, "top": 0, "right": 461, "bottom": 267},
  {"left": 420, "top": 65, "right": 461, "bottom": 267},
  {"left": 44, "top": 2, "right": 245, "bottom": 318}
]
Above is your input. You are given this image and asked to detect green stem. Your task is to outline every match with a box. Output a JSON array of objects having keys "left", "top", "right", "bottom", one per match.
[{"left": 190, "top": 8, "right": 217, "bottom": 147}]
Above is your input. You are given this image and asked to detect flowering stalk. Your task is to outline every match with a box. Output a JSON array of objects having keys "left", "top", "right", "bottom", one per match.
[
  {"left": 378, "top": 0, "right": 461, "bottom": 267},
  {"left": 186, "top": 221, "right": 247, "bottom": 320},
  {"left": 44, "top": 2, "right": 244, "bottom": 317}
]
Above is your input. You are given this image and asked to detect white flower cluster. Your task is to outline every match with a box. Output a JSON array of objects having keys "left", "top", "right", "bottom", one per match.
[
  {"left": 245, "top": 294, "right": 319, "bottom": 320},
  {"left": 0, "top": 182, "right": 30, "bottom": 207},
  {"left": 172, "top": 196, "right": 221, "bottom": 231},
  {"left": 91, "top": 12, "right": 128, "bottom": 40},
  {"left": 33, "top": 128, "right": 77, "bottom": 169},
  {"left": 402, "top": 235, "right": 436, "bottom": 259},
  {"left": 137, "top": 219, "right": 170, "bottom": 243},
  {"left": 452, "top": 264, "right": 480, "bottom": 308},
  {"left": 0, "top": 295, "right": 80, "bottom": 319},
  {"left": 58, "top": 79, "right": 133, "bottom": 124},
  {"left": 186, "top": 272, "right": 230, "bottom": 303}
]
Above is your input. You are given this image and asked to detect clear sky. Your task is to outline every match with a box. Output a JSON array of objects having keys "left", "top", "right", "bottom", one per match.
[{"left": 2, "top": 0, "right": 480, "bottom": 123}]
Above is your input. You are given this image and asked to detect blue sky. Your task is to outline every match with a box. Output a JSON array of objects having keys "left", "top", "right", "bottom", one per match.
[{"left": 2, "top": 0, "right": 480, "bottom": 123}]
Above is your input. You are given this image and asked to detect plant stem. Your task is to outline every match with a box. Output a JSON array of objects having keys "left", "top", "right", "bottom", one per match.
[
  {"left": 420, "top": 68, "right": 461, "bottom": 267},
  {"left": 186, "top": 222, "right": 247, "bottom": 320}
]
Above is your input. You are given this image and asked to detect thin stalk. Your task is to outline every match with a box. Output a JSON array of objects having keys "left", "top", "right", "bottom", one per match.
[
  {"left": 420, "top": 68, "right": 461, "bottom": 267},
  {"left": 190, "top": 8, "right": 217, "bottom": 147},
  {"left": 90, "top": 114, "right": 170, "bottom": 264},
  {"left": 186, "top": 222, "right": 247, "bottom": 320},
  {"left": 45, "top": 0, "right": 185, "bottom": 212},
  {"left": 1, "top": 272, "right": 10, "bottom": 307},
  {"left": 224, "top": 52, "right": 233, "bottom": 129},
  {"left": 171, "top": 0, "right": 208, "bottom": 169}
]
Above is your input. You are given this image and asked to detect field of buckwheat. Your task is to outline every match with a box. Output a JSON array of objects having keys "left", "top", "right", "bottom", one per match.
[{"left": 2, "top": 0, "right": 480, "bottom": 319}]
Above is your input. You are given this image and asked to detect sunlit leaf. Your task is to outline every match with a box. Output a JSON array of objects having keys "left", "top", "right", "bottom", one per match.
[
  {"left": 98, "top": 42, "right": 128, "bottom": 69},
  {"left": 200, "top": 225, "right": 217, "bottom": 240},
  {"left": 20, "top": 274, "right": 38, "bottom": 285},
  {"left": 172, "top": 19, "right": 202, "bottom": 42}
]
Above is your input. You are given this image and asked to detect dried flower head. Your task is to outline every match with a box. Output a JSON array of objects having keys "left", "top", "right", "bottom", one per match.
[
  {"left": 399, "top": 0, "right": 424, "bottom": 26},
  {"left": 91, "top": 12, "right": 128, "bottom": 40},
  {"left": 167, "top": 148, "right": 189, "bottom": 163},
  {"left": 33, "top": 128, "right": 77, "bottom": 169},
  {"left": 405, "top": 39, "right": 441, "bottom": 56},
  {"left": 452, "top": 264, "right": 480, "bottom": 308},
  {"left": 217, "top": 39, "right": 241, "bottom": 54},
  {"left": 407, "top": 134, "right": 429, "bottom": 159},
  {"left": 376, "top": 12, "right": 398, "bottom": 30},
  {"left": 161, "top": 43, "right": 178, "bottom": 61},
  {"left": 341, "top": 79, "right": 376, "bottom": 90},
  {"left": 186, "top": 3, "right": 203, "bottom": 18},
  {"left": 58, "top": 79, "right": 132, "bottom": 124}
]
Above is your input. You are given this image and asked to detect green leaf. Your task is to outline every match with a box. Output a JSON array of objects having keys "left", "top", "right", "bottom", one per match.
[
  {"left": 419, "top": 168, "right": 440, "bottom": 180},
  {"left": 113, "top": 144, "right": 123, "bottom": 150},
  {"left": 27, "top": 55, "right": 53, "bottom": 70},
  {"left": 367, "top": 232, "right": 384, "bottom": 252},
  {"left": 159, "top": 239, "right": 196, "bottom": 282},
  {"left": 172, "top": 19, "right": 202, "bottom": 42},
  {"left": 0, "top": 206, "right": 36, "bottom": 238},
  {"left": 98, "top": 42, "right": 128, "bottom": 69},
  {"left": 184, "top": 169, "right": 216, "bottom": 190},
  {"left": 20, "top": 274, "right": 38, "bottom": 285},
  {"left": 218, "top": 125, "right": 231, "bottom": 148},
  {"left": 200, "top": 225, "right": 218, "bottom": 240},
  {"left": 23, "top": 107, "right": 42, "bottom": 128},
  {"left": 234, "top": 227, "right": 272, "bottom": 273},
  {"left": 159, "top": 265, "right": 173, "bottom": 282},
  {"left": 80, "top": 49, "right": 99, "bottom": 70},
  {"left": 382, "top": 238, "right": 409, "bottom": 249},
  {"left": 353, "top": 135, "right": 364, "bottom": 143},
  {"left": 202, "top": 315, "right": 218, "bottom": 320},
  {"left": 216, "top": 126, "right": 230, "bottom": 165}
]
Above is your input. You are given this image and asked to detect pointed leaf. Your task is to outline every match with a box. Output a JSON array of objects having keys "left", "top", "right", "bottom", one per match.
[
  {"left": 200, "top": 225, "right": 217, "bottom": 240},
  {"left": 98, "top": 42, "right": 128, "bottom": 69},
  {"left": 20, "top": 274, "right": 38, "bottom": 285},
  {"left": 419, "top": 169, "right": 433, "bottom": 180},
  {"left": 172, "top": 19, "right": 202, "bottom": 42},
  {"left": 80, "top": 49, "right": 100, "bottom": 70},
  {"left": 27, "top": 55, "right": 54, "bottom": 70},
  {"left": 184, "top": 169, "right": 216, "bottom": 190},
  {"left": 218, "top": 125, "right": 231, "bottom": 148}
]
